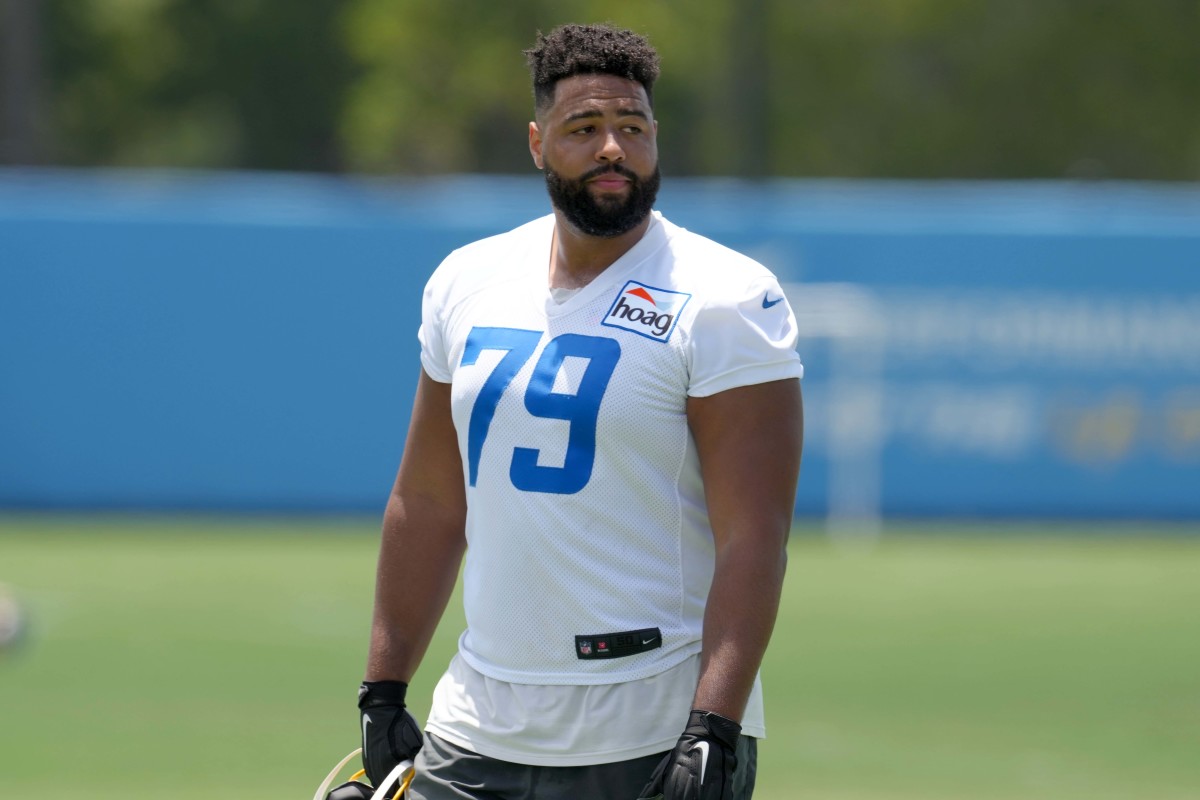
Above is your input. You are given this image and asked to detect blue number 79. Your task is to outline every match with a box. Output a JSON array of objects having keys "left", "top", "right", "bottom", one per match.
[{"left": 459, "top": 327, "right": 620, "bottom": 495}]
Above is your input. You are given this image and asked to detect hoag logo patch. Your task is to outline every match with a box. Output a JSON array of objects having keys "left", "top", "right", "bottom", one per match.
[{"left": 602, "top": 281, "right": 691, "bottom": 343}]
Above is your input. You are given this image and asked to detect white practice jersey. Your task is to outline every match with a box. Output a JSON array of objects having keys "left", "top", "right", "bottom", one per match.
[{"left": 420, "top": 211, "right": 803, "bottom": 686}]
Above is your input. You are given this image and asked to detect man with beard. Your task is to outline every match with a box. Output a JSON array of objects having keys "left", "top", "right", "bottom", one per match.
[{"left": 352, "top": 23, "right": 803, "bottom": 800}]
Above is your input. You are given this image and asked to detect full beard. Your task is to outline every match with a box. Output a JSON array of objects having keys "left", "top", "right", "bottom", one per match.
[{"left": 543, "top": 161, "right": 661, "bottom": 238}]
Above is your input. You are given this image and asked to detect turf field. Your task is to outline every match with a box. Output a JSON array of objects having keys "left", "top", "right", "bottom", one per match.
[{"left": 1, "top": 515, "right": 1197, "bottom": 800}]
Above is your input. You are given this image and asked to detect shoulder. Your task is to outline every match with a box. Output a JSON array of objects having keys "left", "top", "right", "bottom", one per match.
[
  {"left": 435, "top": 214, "right": 551, "bottom": 279},
  {"left": 650, "top": 217, "right": 802, "bottom": 395},
  {"left": 425, "top": 214, "right": 552, "bottom": 305},
  {"left": 653, "top": 214, "right": 783, "bottom": 306}
]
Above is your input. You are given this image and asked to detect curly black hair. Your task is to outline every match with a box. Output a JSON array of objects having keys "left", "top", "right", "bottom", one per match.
[{"left": 525, "top": 23, "right": 661, "bottom": 117}]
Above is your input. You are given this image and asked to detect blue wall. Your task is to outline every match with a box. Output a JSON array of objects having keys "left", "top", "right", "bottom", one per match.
[{"left": 2, "top": 169, "right": 1198, "bottom": 518}]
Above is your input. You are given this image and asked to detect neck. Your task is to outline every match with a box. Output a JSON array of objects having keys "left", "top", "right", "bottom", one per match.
[{"left": 548, "top": 212, "right": 651, "bottom": 290}]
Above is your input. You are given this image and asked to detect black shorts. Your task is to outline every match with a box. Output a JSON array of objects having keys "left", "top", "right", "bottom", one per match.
[{"left": 408, "top": 732, "right": 758, "bottom": 800}]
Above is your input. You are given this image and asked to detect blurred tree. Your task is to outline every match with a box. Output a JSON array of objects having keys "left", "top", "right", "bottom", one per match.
[
  {"left": 338, "top": 0, "right": 534, "bottom": 174},
  {"left": 1, "top": 0, "right": 48, "bottom": 164},
  {"left": 338, "top": 0, "right": 710, "bottom": 175},
  {"left": 337, "top": 0, "right": 783, "bottom": 177},
  {"left": 769, "top": 0, "right": 1200, "bottom": 179},
  {"left": 16, "top": 0, "right": 1200, "bottom": 179},
  {"left": 41, "top": 0, "right": 354, "bottom": 170},
  {"left": 339, "top": 0, "right": 1200, "bottom": 179}
]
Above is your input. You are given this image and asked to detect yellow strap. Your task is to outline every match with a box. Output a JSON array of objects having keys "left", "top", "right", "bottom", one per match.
[
  {"left": 393, "top": 768, "right": 415, "bottom": 799},
  {"left": 370, "top": 759, "right": 415, "bottom": 800}
]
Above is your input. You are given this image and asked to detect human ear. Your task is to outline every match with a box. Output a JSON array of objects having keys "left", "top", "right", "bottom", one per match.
[{"left": 529, "top": 121, "right": 544, "bottom": 170}]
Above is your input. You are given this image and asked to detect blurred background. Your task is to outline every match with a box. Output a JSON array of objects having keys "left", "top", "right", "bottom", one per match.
[{"left": 1, "top": 1, "right": 1198, "bottom": 799}]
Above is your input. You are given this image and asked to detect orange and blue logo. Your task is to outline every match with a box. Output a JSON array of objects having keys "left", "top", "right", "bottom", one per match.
[{"left": 602, "top": 281, "right": 691, "bottom": 343}]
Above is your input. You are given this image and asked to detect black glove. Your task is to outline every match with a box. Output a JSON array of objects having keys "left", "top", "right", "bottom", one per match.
[
  {"left": 324, "top": 780, "right": 374, "bottom": 800},
  {"left": 358, "top": 680, "right": 424, "bottom": 789},
  {"left": 639, "top": 710, "right": 741, "bottom": 800}
]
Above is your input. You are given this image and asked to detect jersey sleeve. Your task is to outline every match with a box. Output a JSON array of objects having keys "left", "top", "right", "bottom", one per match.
[
  {"left": 418, "top": 257, "right": 454, "bottom": 383},
  {"left": 686, "top": 274, "right": 804, "bottom": 397}
]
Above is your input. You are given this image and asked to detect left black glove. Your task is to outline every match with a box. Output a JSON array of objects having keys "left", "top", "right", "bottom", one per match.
[
  {"left": 357, "top": 680, "right": 424, "bottom": 789},
  {"left": 639, "top": 709, "right": 742, "bottom": 800}
]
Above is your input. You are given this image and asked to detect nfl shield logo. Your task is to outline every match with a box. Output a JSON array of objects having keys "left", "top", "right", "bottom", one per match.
[{"left": 579, "top": 640, "right": 592, "bottom": 655}]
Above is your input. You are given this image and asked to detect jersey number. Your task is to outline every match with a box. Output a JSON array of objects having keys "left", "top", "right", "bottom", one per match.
[{"left": 460, "top": 327, "right": 620, "bottom": 494}]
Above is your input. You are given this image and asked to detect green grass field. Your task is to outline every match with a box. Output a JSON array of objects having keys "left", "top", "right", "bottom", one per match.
[{"left": 1, "top": 515, "right": 1198, "bottom": 800}]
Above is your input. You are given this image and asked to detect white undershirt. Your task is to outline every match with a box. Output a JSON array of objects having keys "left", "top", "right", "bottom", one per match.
[
  {"left": 424, "top": 651, "right": 766, "bottom": 767},
  {"left": 548, "top": 285, "right": 581, "bottom": 304}
]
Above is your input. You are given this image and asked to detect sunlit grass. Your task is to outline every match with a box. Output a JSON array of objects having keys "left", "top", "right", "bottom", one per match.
[{"left": 1, "top": 515, "right": 1197, "bottom": 799}]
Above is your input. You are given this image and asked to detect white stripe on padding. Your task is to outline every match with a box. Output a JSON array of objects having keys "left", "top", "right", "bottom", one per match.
[
  {"left": 313, "top": 749, "right": 364, "bottom": 800},
  {"left": 370, "top": 759, "right": 415, "bottom": 800}
]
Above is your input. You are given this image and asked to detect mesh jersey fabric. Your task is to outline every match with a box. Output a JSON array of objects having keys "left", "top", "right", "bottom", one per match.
[{"left": 419, "top": 211, "right": 803, "bottom": 685}]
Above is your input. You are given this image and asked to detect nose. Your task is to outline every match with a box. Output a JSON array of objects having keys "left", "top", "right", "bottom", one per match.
[{"left": 596, "top": 129, "right": 625, "bottom": 163}]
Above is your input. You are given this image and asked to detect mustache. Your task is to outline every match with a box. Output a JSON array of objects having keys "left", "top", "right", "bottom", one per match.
[{"left": 580, "top": 163, "right": 640, "bottom": 182}]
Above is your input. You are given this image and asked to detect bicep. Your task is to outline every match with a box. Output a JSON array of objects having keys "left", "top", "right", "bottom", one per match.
[
  {"left": 686, "top": 378, "right": 803, "bottom": 547},
  {"left": 377, "top": 368, "right": 466, "bottom": 604},
  {"left": 390, "top": 369, "right": 466, "bottom": 521}
]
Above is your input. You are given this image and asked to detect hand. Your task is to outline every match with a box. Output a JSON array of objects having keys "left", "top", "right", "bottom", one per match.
[
  {"left": 358, "top": 680, "right": 424, "bottom": 789},
  {"left": 639, "top": 710, "right": 741, "bottom": 800}
]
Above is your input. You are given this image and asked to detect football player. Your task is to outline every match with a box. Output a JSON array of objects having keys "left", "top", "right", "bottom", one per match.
[{"left": 355, "top": 22, "right": 803, "bottom": 800}]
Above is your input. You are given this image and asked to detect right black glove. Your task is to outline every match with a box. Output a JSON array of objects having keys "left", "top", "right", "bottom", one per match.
[{"left": 357, "top": 680, "right": 424, "bottom": 789}]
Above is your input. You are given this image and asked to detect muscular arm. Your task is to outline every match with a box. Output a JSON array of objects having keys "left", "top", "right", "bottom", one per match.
[
  {"left": 365, "top": 370, "right": 468, "bottom": 683},
  {"left": 686, "top": 378, "right": 803, "bottom": 721}
]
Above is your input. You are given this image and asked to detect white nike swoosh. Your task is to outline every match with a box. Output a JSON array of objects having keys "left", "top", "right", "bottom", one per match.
[
  {"left": 362, "top": 711, "right": 371, "bottom": 745},
  {"left": 691, "top": 741, "right": 710, "bottom": 785},
  {"left": 642, "top": 638, "right": 656, "bottom": 645}
]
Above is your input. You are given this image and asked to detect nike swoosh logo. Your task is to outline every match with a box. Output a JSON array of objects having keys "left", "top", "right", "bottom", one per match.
[
  {"left": 642, "top": 637, "right": 656, "bottom": 646},
  {"left": 362, "top": 712, "right": 371, "bottom": 744},
  {"left": 691, "top": 741, "right": 711, "bottom": 785},
  {"left": 762, "top": 294, "right": 784, "bottom": 309}
]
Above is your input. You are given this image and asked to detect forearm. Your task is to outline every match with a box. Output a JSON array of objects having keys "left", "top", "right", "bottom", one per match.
[
  {"left": 365, "top": 488, "right": 466, "bottom": 683},
  {"left": 692, "top": 538, "right": 787, "bottom": 721}
]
